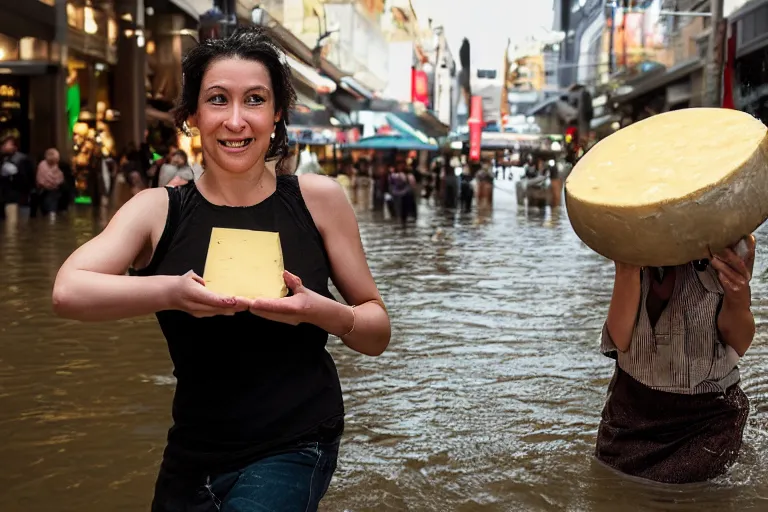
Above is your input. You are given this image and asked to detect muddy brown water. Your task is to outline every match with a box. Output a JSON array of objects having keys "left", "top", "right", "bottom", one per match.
[{"left": 1, "top": 184, "right": 768, "bottom": 511}]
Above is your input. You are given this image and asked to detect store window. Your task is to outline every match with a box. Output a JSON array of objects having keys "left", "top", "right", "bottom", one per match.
[
  {"left": 67, "top": 1, "right": 105, "bottom": 36},
  {"left": 67, "top": 3, "right": 83, "bottom": 30},
  {"left": 735, "top": 46, "right": 768, "bottom": 126},
  {"left": 19, "top": 38, "right": 50, "bottom": 61},
  {"left": 0, "top": 34, "right": 20, "bottom": 62},
  {"left": 0, "top": 35, "right": 56, "bottom": 62}
]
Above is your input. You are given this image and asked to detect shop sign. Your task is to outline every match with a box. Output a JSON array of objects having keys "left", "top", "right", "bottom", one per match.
[
  {"left": 411, "top": 68, "right": 429, "bottom": 106},
  {"left": 0, "top": 83, "right": 20, "bottom": 109},
  {"left": 0, "top": 85, "right": 19, "bottom": 98},
  {"left": 0, "top": 78, "right": 24, "bottom": 144},
  {"left": 336, "top": 127, "right": 360, "bottom": 144}
]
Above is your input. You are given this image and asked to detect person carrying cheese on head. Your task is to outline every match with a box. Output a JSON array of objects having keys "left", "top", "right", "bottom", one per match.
[
  {"left": 563, "top": 107, "right": 768, "bottom": 484},
  {"left": 595, "top": 235, "right": 755, "bottom": 484},
  {"left": 51, "top": 27, "right": 391, "bottom": 511}
]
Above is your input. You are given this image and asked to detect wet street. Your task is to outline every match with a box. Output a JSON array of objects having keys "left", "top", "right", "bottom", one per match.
[{"left": 2, "top": 182, "right": 768, "bottom": 511}]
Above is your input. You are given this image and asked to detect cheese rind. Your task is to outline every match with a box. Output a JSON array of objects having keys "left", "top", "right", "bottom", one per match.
[
  {"left": 202, "top": 227, "right": 289, "bottom": 299},
  {"left": 565, "top": 108, "right": 768, "bottom": 266}
]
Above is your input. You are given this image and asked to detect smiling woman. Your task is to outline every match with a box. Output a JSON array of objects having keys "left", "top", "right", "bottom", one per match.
[{"left": 51, "top": 26, "right": 391, "bottom": 512}]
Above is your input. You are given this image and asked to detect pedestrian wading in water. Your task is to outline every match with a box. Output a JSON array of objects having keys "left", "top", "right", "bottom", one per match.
[
  {"left": 596, "top": 236, "right": 755, "bottom": 484},
  {"left": 52, "top": 26, "right": 391, "bottom": 511}
]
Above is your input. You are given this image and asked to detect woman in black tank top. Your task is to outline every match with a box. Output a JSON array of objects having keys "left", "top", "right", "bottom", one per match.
[{"left": 52, "top": 27, "right": 391, "bottom": 511}]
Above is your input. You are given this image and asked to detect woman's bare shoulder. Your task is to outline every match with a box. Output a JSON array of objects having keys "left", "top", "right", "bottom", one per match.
[
  {"left": 296, "top": 174, "right": 352, "bottom": 231},
  {"left": 107, "top": 187, "right": 170, "bottom": 236},
  {"left": 297, "top": 173, "right": 343, "bottom": 195}
]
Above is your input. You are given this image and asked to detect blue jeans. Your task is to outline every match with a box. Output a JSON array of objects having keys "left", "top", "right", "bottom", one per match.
[{"left": 151, "top": 438, "right": 340, "bottom": 512}]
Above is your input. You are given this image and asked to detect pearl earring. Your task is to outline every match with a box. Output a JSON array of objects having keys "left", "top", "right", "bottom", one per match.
[{"left": 270, "top": 132, "right": 275, "bottom": 139}]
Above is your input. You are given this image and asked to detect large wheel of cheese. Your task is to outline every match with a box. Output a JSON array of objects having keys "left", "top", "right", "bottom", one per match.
[{"left": 565, "top": 108, "right": 768, "bottom": 267}]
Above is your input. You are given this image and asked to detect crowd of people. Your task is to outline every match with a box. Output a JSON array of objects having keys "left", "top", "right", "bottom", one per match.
[
  {"left": 1, "top": 125, "right": 499, "bottom": 226},
  {"left": 329, "top": 154, "right": 496, "bottom": 224},
  {"left": 0, "top": 130, "right": 203, "bottom": 222},
  {"left": 0, "top": 136, "right": 76, "bottom": 221}
]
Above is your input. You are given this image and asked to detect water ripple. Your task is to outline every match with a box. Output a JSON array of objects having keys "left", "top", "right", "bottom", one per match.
[{"left": 0, "top": 184, "right": 766, "bottom": 511}]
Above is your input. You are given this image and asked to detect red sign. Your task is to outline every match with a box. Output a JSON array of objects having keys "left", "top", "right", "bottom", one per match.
[
  {"left": 411, "top": 68, "right": 429, "bottom": 106},
  {"left": 722, "top": 20, "right": 736, "bottom": 109},
  {"left": 468, "top": 95, "right": 484, "bottom": 161},
  {"left": 336, "top": 127, "right": 361, "bottom": 144}
]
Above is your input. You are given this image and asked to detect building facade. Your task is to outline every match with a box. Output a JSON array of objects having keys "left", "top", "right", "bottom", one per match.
[
  {"left": 553, "top": 0, "right": 606, "bottom": 88},
  {"left": 0, "top": 0, "right": 68, "bottom": 157},
  {"left": 728, "top": 0, "right": 768, "bottom": 124}
]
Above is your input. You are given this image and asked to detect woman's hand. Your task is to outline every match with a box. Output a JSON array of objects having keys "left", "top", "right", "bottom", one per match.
[
  {"left": 710, "top": 235, "right": 756, "bottom": 310},
  {"left": 711, "top": 235, "right": 756, "bottom": 357},
  {"left": 171, "top": 270, "right": 249, "bottom": 318},
  {"left": 247, "top": 271, "right": 313, "bottom": 325}
]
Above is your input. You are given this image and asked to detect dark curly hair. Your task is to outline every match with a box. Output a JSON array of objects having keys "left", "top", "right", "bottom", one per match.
[{"left": 174, "top": 26, "right": 296, "bottom": 174}]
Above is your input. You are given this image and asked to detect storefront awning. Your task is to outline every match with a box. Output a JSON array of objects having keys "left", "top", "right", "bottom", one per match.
[
  {"left": 330, "top": 88, "right": 364, "bottom": 114},
  {"left": 0, "top": 61, "right": 58, "bottom": 76},
  {"left": 340, "top": 77, "right": 374, "bottom": 100},
  {"left": 384, "top": 113, "right": 432, "bottom": 145},
  {"left": 613, "top": 58, "right": 704, "bottom": 104},
  {"left": 284, "top": 54, "right": 336, "bottom": 95},
  {"left": 388, "top": 111, "right": 449, "bottom": 141},
  {"left": 526, "top": 97, "right": 578, "bottom": 125},
  {"left": 167, "top": 0, "right": 213, "bottom": 20},
  {"left": 367, "top": 97, "right": 402, "bottom": 112},
  {"left": 295, "top": 91, "right": 325, "bottom": 112},
  {"left": 342, "top": 133, "right": 438, "bottom": 151}
]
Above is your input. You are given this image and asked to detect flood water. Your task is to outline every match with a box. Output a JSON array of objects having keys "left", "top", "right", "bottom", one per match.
[{"left": 2, "top": 182, "right": 768, "bottom": 511}]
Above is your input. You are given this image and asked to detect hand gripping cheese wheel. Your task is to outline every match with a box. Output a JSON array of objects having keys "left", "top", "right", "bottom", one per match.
[{"left": 565, "top": 108, "right": 768, "bottom": 267}]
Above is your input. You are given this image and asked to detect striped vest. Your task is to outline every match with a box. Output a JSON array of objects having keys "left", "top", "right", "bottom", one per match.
[{"left": 602, "top": 263, "right": 740, "bottom": 395}]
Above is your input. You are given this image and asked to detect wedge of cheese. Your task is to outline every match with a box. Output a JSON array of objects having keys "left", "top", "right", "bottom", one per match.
[
  {"left": 202, "top": 227, "right": 288, "bottom": 299},
  {"left": 565, "top": 108, "right": 768, "bottom": 267}
]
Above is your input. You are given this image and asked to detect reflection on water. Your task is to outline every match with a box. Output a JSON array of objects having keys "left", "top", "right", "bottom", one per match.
[{"left": 1, "top": 183, "right": 767, "bottom": 511}]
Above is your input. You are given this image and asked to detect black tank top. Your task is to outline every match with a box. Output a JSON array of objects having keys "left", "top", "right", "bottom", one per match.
[{"left": 135, "top": 175, "right": 344, "bottom": 475}]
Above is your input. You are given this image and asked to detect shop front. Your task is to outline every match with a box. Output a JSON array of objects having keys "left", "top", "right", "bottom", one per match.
[
  {"left": 0, "top": 76, "right": 30, "bottom": 152},
  {"left": 733, "top": 46, "right": 768, "bottom": 124},
  {"left": 64, "top": 1, "right": 121, "bottom": 202},
  {"left": 287, "top": 105, "right": 362, "bottom": 175},
  {"left": 0, "top": 3, "right": 66, "bottom": 158},
  {"left": 729, "top": 0, "right": 768, "bottom": 125},
  {"left": 611, "top": 57, "right": 703, "bottom": 126}
]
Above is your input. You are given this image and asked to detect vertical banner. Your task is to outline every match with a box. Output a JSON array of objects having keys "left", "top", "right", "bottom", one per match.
[
  {"left": 721, "top": 21, "right": 736, "bottom": 109},
  {"left": 411, "top": 67, "right": 429, "bottom": 106},
  {"left": 468, "top": 95, "right": 483, "bottom": 162}
]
